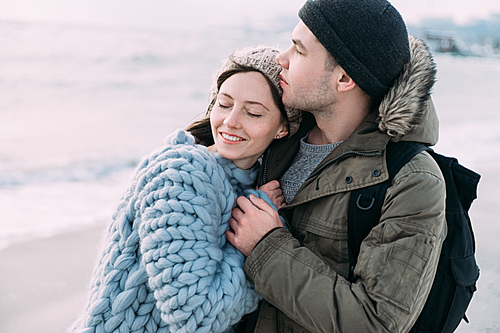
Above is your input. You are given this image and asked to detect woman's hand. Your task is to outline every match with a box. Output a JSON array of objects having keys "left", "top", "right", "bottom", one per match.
[{"left": 258, "top": 180, "right": 286, "bottom": 209}]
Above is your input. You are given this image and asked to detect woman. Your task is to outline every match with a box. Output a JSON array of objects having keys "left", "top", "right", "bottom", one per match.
[{"left": 69, "top": 46, "right": 301, "bottom": 333}]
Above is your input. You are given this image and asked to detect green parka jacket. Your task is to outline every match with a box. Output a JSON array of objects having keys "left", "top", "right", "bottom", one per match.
[{"left": 239, "top": 36, "right": 447, "bottom": 333}]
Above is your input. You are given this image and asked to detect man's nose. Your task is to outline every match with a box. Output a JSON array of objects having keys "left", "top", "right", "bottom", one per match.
[{"left": 276, "top": 50, "right": 289, "bottom": 69}]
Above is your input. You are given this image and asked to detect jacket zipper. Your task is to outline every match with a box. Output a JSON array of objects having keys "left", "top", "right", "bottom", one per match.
[{"left": 261, "top": 146, "right": 271, "bottom": 184}]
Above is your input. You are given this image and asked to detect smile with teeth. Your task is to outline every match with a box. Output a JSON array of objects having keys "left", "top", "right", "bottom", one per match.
[{"left": 221, "top": 132, "right": 244, "bottom": 142}]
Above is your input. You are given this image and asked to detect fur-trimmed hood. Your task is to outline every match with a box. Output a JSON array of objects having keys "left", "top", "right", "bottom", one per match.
[{"left": 377, "top": 35, "right": 439, "bottom": 145}]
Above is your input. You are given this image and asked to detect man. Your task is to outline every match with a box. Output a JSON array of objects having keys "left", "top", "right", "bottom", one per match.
[{"left": 226, "top": 0, "right": 447, "bottom": 332}]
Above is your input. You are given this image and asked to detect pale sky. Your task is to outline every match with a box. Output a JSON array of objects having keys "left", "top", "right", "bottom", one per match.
[{"left": 0, "top": 0, "right": 499, "bottom": 30}]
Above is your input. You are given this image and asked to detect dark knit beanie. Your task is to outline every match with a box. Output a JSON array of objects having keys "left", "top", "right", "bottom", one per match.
[{"left": 299, "top": 0, "right": 410, "bottom": 100}]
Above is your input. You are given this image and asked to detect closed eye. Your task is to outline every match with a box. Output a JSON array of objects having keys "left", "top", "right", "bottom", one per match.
[
  {"left": 218, "top": 102, "right": 231, "bottom": 109},
  {"left": 292, "top": 39, "right": 306, "bottom": 55},
  {"left": 246, "top": 111, "right": 262, "bottom": 118}
]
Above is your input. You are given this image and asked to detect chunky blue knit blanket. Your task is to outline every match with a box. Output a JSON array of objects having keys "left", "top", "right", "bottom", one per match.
[{"left": 70, "top": 130, "right": 270, "bottom": 333}]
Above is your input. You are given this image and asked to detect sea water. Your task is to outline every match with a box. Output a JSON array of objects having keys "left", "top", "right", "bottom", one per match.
[{"left": 0, "top": 19, "right": 294, "bottom": 247}]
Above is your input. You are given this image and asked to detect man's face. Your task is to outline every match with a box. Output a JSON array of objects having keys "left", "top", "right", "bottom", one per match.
[{"left": 276, "top": 21, "right": 337, "bottom": 113}]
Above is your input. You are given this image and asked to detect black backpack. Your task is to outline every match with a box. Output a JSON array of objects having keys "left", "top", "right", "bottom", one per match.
[{"left": 347, "top": 141, "right": 480, "bottom": 333}]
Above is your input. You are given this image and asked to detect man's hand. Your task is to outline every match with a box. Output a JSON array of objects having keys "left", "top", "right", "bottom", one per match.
[
  {"left": 258, "top": 180, "right": 286, "bottom": 209},
  {"left": 226, "top": 194, "right": 283, "bottom": 256}
]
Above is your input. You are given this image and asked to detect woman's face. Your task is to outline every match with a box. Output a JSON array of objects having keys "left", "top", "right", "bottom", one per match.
[{"left": 210, "top": 71, "right": 288, "bottom": 169}]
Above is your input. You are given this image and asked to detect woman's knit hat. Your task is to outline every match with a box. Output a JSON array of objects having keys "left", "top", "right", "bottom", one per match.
[
  {"left": 207, "top": 46, "right": 302, "bottom": 136},
  {"left": 299, "top": 0, "right": 411, "bottom": 101}
]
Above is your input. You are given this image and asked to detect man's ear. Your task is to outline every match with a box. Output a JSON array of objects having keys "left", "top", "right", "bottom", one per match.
[{"left": 337, "top": 70, "right": 356, "bottom": 92}]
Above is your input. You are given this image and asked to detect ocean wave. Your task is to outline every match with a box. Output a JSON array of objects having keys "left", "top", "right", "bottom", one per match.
[{"left": 0, "top": 157, "right": 138, "bottom": 188}]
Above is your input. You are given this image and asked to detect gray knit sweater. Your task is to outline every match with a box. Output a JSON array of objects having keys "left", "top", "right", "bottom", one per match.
[{"left": 280, "top": 134, "right": 342, "bottom": 204}]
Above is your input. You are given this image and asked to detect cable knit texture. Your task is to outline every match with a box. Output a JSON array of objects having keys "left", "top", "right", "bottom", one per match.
[{"left": 69, "top": 130, "right": 269, "bottom": 333}]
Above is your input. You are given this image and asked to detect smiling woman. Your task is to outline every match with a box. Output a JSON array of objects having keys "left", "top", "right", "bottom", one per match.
[{"left": 69, "top": 45, "right": 300, "bottom": 333}]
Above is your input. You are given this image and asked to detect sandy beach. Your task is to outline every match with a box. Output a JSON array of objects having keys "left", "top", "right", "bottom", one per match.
[{"left": 0, "top": 225, "right": 106, "bottom": 333}]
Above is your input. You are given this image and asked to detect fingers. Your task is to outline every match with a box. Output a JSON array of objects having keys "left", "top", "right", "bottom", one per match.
[
  {"left": 235, "top": 196, "right": 251, "bottom": 212},
  {"left": 245, "top": 194, "right": 276, "bottom": 213},
  {"left": 231, "top": 205, "right": 244, "bottom": 224},
  {"left": 276, "top": 194, "right": 286, "bottom": 209},
  {"left": 227, "top": 216, "right": 243, "bottom": 250},
  {"left": 258, "top": 180, "right": 281, "bottom": 192},
  {"left": 258, "top": 180, "right": 282, "bottom": 198},
  {"left": 261, "top": 185, "right": 281, "bottom": 197},
  {"left": 236, "top": 195, "right": 268, "bottom": 213},
  {"left": 228, "top": 215, "right": 238, "bottom": 230},
  {"left": 226, "top": 219, "right": 236, "bottom": 242},
  {"left": 258, "top": 180, "right": 286, "bottom": 209},
  {"left": 269, "top": 192, "right": 286, "bottom": 209}
]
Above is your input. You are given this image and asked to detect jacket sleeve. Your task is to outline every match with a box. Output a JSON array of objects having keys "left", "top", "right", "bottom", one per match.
[{"left": 244, "top": 152, "right": 447, "bottom": 333}]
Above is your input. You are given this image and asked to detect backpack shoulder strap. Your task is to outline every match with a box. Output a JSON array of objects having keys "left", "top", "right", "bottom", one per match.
[{"left": 347, "top": 141, "right": 427, "bottom": 281}]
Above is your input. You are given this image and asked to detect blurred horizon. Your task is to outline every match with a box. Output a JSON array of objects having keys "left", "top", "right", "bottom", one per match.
[{"left": 1, "top": 0, "right": 500, "bottom": 31}]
